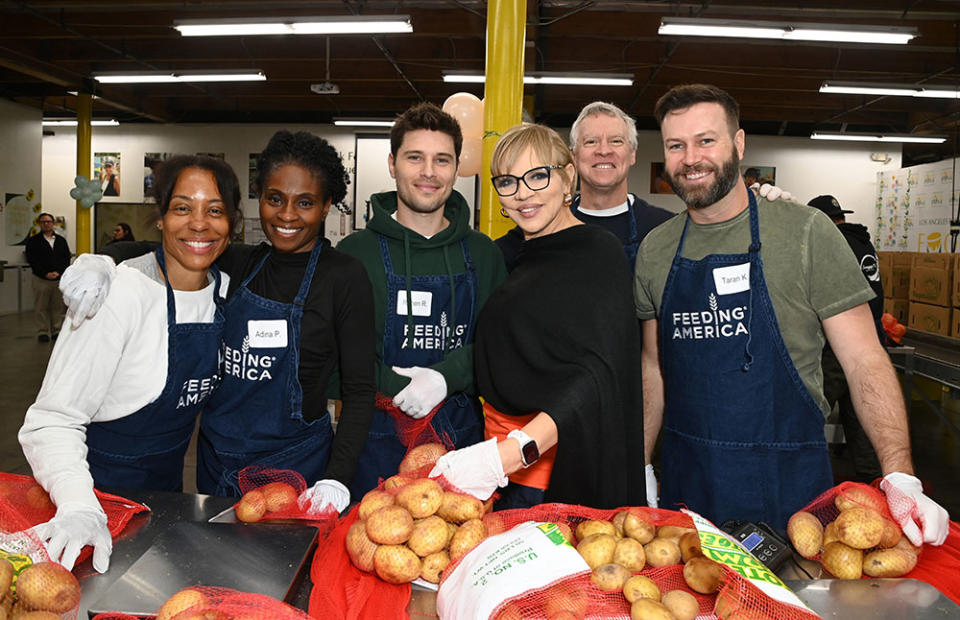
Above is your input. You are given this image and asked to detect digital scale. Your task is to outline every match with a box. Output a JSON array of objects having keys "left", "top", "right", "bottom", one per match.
[{"left": 721, "top": 520, "right": 793, "bottom": 571}]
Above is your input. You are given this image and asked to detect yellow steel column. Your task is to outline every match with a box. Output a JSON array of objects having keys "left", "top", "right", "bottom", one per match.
[
  {"left": 479, "top": 0, "right": 525, "bottom": 240},
  {"left": 75, "top": 93, "right": 92, "bottom": 254}
]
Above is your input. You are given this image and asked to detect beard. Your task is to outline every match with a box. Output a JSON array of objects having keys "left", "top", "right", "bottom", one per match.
[
  {"left": 665, "top": 147, "right": 741, "bottom": 209},
  {"left": 396, "top": 184, "right": 450, "bottom": 215}
]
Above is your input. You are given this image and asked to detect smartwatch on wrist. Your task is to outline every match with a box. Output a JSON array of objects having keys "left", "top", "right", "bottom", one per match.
[{"left": 507, "top": 429, "right": 540, "bottom": 468}]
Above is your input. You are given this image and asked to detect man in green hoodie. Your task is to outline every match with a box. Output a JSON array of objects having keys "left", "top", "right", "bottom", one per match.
[{"left": 339, "top": 102, "right": 508, "bottom": 497}]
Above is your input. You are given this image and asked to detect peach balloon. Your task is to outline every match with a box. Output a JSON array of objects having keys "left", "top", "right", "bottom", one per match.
[{"left": 442, "top": 92, "right": 484, "bottom": 139}]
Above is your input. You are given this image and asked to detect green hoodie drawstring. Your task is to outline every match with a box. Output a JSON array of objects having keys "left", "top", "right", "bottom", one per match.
[
  {"left": 442, "top": 244, "right": 456, "bottom": 354},
  {"left": 402, "top": 229, "right": 415, "bottom": 349}
]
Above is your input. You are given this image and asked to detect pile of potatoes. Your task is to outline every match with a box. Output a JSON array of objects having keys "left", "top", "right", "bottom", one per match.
[
  {"left": 787, "top": 486, "right": 920, "bottom": 580},
  {"left": 346, "top": 476, "right": 490, "bottom": 585},
  {"left": 235, "top": 481, "right": 300, "bottom": 523},
  {"left": 0, "top": 558, "right": 82, "bottom": 619},
  {"left": 567, "top": 510, "right": 730, "bottom": 620}
]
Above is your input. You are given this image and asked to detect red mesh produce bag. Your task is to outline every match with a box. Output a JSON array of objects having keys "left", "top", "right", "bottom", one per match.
[
  {"left": 0, "top": 473, "right": 148, "bottom": 567},
  {"left": 438, "top": 504, "right": 819, "bottom": 620},
  {"left": 92, "top": 585, "right": 311, "bottom": 619},
  {"left": 235, "top": 466, "right": 337, "bottom": 533},
  {"left": 308, "top": 506, "right": 411, "bottom": 620},
  {"left": 905, "top": 521, "right": 960, "bottom": 605},
  {"left": 375, "top": 393, "right": 451, "bottom": 451}
]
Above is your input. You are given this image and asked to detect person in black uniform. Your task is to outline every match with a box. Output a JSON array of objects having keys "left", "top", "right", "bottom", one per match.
[
  {"left": 808, "top": 194, "right": 884, "bottom": 482},
  {"left": 25, "top": 213, "right": 71, "bottom": 342}
]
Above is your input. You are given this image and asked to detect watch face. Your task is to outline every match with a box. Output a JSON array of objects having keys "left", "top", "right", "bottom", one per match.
[{"left": 521, "top": 439, "right": 540, "bottom": 465}]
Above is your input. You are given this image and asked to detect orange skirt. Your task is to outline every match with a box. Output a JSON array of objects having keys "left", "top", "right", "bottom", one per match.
[{"left": 483, "top": 401, "right": 555, "bottom": 491}]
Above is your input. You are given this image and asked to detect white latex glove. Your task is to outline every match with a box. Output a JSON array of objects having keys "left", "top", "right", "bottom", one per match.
[
  {"left": 881, "top": 472, "right": 949, "bottom": 546},
  {"left": 392, "top": 366, "right": 447, "bottom": 419},
  {"left": 59, "top": 253, "right": 116, "bottom": 328},
  {"left": 429, "top": 438, "right": 508, "bottom": 500},
  {"left": 298, "top": 479, "right": 350, "bottom": 515},
  {"left": 645, "top": 464, "right": 659, "bottom": 509},
  {"left": 750, "top": 182, "right": 794, "bottom": 202},
  {"left": 31, "top": 502, "right": 112, "bottom": 573}
]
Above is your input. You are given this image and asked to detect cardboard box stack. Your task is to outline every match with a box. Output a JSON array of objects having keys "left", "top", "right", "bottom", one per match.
[
  {"left": 953, "top": 254, "right": 960, "bottom": 338},
  {"left": 908, "top": 253, "right": 955, "bottom": 337},
  {"left": 879, "top": 252, "right": 911, "bottom": 324}
]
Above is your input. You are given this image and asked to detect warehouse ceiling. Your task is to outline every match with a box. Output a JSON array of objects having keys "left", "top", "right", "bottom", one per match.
[{"left": 1, "top": 1, "right": 959, "bottom": 151}]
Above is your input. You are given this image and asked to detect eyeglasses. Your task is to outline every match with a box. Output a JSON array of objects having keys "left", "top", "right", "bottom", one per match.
[{"left": 491, "top": 165, "right": 563, "bottom": 197}]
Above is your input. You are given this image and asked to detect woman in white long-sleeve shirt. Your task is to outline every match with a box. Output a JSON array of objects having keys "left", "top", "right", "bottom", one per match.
[{"left": 19, "top": 155, "right": 240, "bottom": 573}]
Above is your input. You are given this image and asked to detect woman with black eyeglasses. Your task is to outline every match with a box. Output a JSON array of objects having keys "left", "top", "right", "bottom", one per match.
[{"left": 429, "top": 123, "right": 645, "bottom": 510}]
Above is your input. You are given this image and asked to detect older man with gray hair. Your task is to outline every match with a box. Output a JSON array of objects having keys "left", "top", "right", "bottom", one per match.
[{"left": 495, "top": 101, "right": 674, "bottom": 271}]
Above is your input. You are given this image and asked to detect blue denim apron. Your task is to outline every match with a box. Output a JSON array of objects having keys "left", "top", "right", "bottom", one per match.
[
  {"left": 348, "top": 235, "right": 484, "bottom": 498},
  {"left": 657, "top": 192, "right": 832, "bottom": 529},
  {"left": 571, "top": 194, "right": 640, "bottom": 271},
  {"left": 87, "top": 247, "right": 224, "bottom": 492},
  {"left": 196, "top": 243, "right": 333, "bottom": 496}
]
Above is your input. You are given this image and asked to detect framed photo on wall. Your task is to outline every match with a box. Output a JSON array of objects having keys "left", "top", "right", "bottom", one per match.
[{"left": 650, "top": 162, "right": 673, "bottom": 194}]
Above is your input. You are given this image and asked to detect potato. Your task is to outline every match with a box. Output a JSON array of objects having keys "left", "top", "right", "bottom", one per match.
[
  {"left": 591, "top": 563, "right": 631, "bottom": 592},
  {"left": 557, "top": 522, "right": 576, "bottom": 545},
  {"left": 408, "top": 515, "right": 450, "bottom": 556},
  {"left": 683, "top": 556, "right": 725, "bottom": 594},
  {"left": 373, "top": 545, "right": 421, "bottom": 584},
  {"left": 787, "top": 511, "right": 823, "bottom": 559},
  {"left": 835, "top": 485, "right": 887, "bottom": 513},
  {"left": 821, "top": 541, "right": 863, "bottom": 579},
  {"left": 25, "top": 485, "right": 55, "bottom": 513},
  {"left": 577, "top": 533, "right": 617, "bottom": 570},
  {"left": 420, "top": 550, "right": 450, "bottom": 583},
  {"left": 235, "top": 489, "right": 266, "bottom": 522},
  {"left": 345, "top": 520, "right": 379, "bottom": 572},
  {"left": 835, "top": 507, "right": 884, "bottom": 549},
  {"left": 157, "top": 589, "right": 208, "bottom": 620},
  {"left": 822, "top": 521, "right": 840, "bottom": 547},
  {"left": 622, "top": 575, "right": 661, "bottom": 603},
  {"left": 613, "top": 537, "right": 646, "bottom": 572},
  {"left": 350, "top": 525, "right": 383, "bottom": 567},
  {"left": 16, "top": 562, "right": 82, "bottom": 613},
  {"left": 576, "top": 519, "right": 617, "bottom": 541},
  {"left": 656, "top": 525, "right": 694, "bottom": 543},
  {"left": 878, "top": 518, "right": 902, "bottom": 548},
  {"left": 543, "top": 585, "right": 589, "bottom": 618},
  {"left": 395, "top": 478, "right": 443, "bottom": 519},
  {"left": 0, "top": 557, "right": 13, "bottom": 595},
  {"left": 437, "top": 491, "right": 484, "bottom": 523},
  {"left": 261, "top": 482, "right": 298, "bottom": 513},
  {"left": 449, "top": 519, "right": 487, "bottom": 561},
  {"left": 358, "top": 489, "right": 395, "bottom": 520},
  {"left": 713, "top": 587, "right": 741, "bottom": 619},
  {"left": 365, "top": 505, "right": 414, "bottom": 545},
  {"left": 398, "top": 443, "right": 448, "bottom": 474},
  {"left": 446, "top": 522, "right": 459, "bottom": 546},
  {"left": 863, "top": 548, "right": 918, "bottom": 577},
  {"left": 383, "top": 475, "right": 410, "bottom": 491},
  {"left": 493, "top": 602, "right": 523, "bottom": 620},
  {"left": 612, "top": 510, "right": 628, "bottom": 537},
  {"left": 623, "top": 512, "right": 656, "bottom": 544},
  {"left": 643, "top": 538, "right": 681, "bottom": 567},
  {"left": 894, "top": 536, "right": 922, "bottom": 555},
  {"left": 678, "top": 531, "right": 703, "bottom": 563},
  {"left": 662, "top": 590, "right": 699, "bottom": 620},
  {"left": 17, "top": 612, "right": 69, "bottom": 620},
  {"left": 630, "top": 598, "right": 673, "bottom": 620}
]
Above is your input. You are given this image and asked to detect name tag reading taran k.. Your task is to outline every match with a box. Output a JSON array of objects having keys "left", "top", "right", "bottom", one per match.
[{"left": 713, "top": 263, "right": 751, "bottom": 295}]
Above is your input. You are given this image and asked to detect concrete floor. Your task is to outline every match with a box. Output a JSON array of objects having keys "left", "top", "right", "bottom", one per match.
[{"left": 2, "top": 309, "right": 958, "bottom": 519}]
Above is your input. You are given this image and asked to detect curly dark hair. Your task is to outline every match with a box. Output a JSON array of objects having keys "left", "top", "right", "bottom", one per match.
[
  {"left": 390, "top": 102, "right": 463, "bottom": 159},
  {"left": 151, "top": 155, "right": 242, "bottom": 234},
  {"left": 255, "top": 130, "right": 349, "bottom": 206}
]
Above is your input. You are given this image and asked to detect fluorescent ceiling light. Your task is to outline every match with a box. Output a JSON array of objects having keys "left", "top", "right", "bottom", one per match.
[
  {"left": 811, "top": 132, "right": 946, "bottom": 144},
  {"left": 93, "top": 71, "right": 266, "bottom": 84},
  {"left": 43, "top": 119, "right": 119, "bottom": 126},
  {"left": 442, "top": 71, "right": 633, "bottom": 87},
  {"left": 820, "top": 81, "right": 960, "bottom": 99},
  {"left": 173, "top": 15, "right": 412, "bottom": 37},
  {"left": 334, "top": 119, "right": 395, "bottom": 127},
  {"left": 659, "top": 17, "right": 916, "bottom": 45}
]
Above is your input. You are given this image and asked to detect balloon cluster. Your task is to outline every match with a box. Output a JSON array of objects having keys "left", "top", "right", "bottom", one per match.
[
  {"left": 69, "top": 176, "right": 104, "bottom": 208},
  {"left": 442, "top": 93, "right": 484, "bottom": 178}
]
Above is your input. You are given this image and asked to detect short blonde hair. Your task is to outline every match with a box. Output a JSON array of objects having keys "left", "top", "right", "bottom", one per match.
[{"left": 490, "top": 123, "right": 576, "bottom": 192}]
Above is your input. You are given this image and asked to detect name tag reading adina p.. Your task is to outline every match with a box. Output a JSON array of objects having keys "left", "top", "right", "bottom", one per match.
[
  {"left": 247, "top": 319, "right": 288, "bottom": 348},
  {"left": 713, "top": 263, "right": 750, "bottom": 295}
]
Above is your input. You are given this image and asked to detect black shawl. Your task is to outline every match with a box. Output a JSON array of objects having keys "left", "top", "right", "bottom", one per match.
[{"left": 475, "top": 225, "right": 645, "bottom": 508}]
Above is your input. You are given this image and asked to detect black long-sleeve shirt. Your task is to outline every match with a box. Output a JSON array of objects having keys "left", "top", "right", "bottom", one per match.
[{"left": 25, "top": 232, "right": 71, "bottom": 280}]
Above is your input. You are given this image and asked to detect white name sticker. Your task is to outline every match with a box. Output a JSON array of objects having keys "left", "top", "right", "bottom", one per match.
[
  {"left": 247, "top": 319, "right": 288, "bottom": 348},
  {"left": 396, "top": 290, "right": 432, "bottom": 317},
  {"left": 713, "top": 263, "right": 751, "bottom": 295}
]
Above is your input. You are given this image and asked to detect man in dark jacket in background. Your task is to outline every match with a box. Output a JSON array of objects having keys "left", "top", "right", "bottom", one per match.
[
  {"left": 25, "top": 213, "right": 71, "bottom": 342},
  {"left": 808, "top": 194, "right": 884, "bottom": 482}
]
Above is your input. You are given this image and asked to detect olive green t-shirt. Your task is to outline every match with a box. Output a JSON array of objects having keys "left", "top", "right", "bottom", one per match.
[{"left": 633, "top": 198, "right": 875, "bottom": 415}]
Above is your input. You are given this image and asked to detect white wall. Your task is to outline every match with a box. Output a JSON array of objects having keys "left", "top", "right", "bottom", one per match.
[
  {"left": 626, "top": 131, "right": 902, "bottom": 224},
  {"left": 0, "top": 100, "right": 43, "bottom": 314}
]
